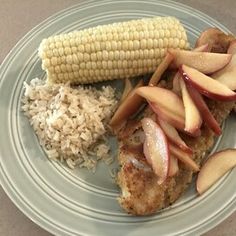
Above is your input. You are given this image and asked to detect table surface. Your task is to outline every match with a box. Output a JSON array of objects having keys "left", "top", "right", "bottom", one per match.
[{"left": 1, "top": 0, "right": 236, "bottom": 235}]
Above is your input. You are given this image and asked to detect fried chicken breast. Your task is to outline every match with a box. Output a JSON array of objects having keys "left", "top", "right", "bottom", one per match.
[{"left": 117, "top": 101, "right": 235, "bottom": 216}]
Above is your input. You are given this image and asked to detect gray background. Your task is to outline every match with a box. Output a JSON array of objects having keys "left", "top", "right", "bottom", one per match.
[{"left": 0, "top": 0, "right": 236, "bottom": 235}]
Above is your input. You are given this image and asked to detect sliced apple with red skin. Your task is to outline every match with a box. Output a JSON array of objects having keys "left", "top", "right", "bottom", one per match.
[
  {"left": 212, "top": 41, "right": 236, "bottom": 91},
  {"left": 149, "top": 102, "right": 185, "bottom": 131},
  {"left": 169, "top": 143, "right": 199, "bottom": 172},
  {"left": 168, "top": 49, "right": 232, "bottom": 74},
  {"left": 136, "top": 86, "right": 185, "bottom": 118},
  {"left": 196, "top": 149, "right": 236, "bottom": 195},
  {"left": 186, "top": 84, "right": 221, "bottom": 135},
  {"left": 180, "top": 64, "right": 236, "bottom": 101},
  {"left": 179, "top": 77, "right": 202, "bottom": 135},
  {"left": 150, "top": 102, "right": 201, "bottom": 137},
  {"left": 168, "top": 155, "right": 179, "bottom": 177},
  {"left": 157, "top": 116, "right": 192, "bottom": 153},
  {"left": 141, "top": 117, "right": 169, "bottom": 184},
  {"left": 110, "top": 80, "right": 144, "bottom": 128},
  {"left": 171, "top": 44, "right": 209, "bottom": 96}
]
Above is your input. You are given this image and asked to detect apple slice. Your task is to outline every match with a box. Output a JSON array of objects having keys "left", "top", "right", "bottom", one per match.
[
  {"left": 168, "top": 49, "right": 232, "bottom": 74},
  {"left": 110, "top": 80, "right": 144, "bottom": 128},
  {"left": 150, "top": 103, "right": 185, "bottom": 131},
  {"left": 212, "top": 51, "right": 236, "bottom": 91},
  {"left": 142, "top": 117, "right": 169, "bottom": 184},
  {"left": 179, "top": 77, "right": 202, "bottom": 135},
  {"left": 157, "top": 117, "right": 192, "bottom": 153},
  {"left": 186, "top": 84, "right": 221, "bottom": 135},
  {"left": 172, "top": 72, "right": 181, "bottom": 95},
  {"left": 171, "top": 44, "right": 209, "bottom": 96},
  {"left": 120, "top": 78, "right": 133, "bottom": 102},
  {"left": 195, "top": 28, "right": 235, "bottom": 53},
  {"left": 211, "top": 40, "right": 236, "bottom": 90},
  {"left": 180, "top": 64, "right": 236, "bottom": 101},
  {"left": 227, "top": 40, "right": 236, "bottom": 54},
  {"left": 169, "top": 143, "right": 199, "bottom": 172},
  {"left": 136, "top": 86, "right": 185, "bottom": 118},
  {"left": 196, "top": 149, "right": 236, "bottom": 195},
  {"left": 148, "top": 52, "right": 174, "bottom": 86},
  {"left": 168, "top": 155, "right": 179, "bottom": 177}
]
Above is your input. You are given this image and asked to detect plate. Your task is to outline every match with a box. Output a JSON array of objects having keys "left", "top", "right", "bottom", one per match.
[{"left": 0, "top": 0, "right": 236, "bottom": 235}]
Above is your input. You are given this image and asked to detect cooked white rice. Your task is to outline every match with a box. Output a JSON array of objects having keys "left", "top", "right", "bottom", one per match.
[{"left": 22, "top": 78, "right": 118, "bottom": 171}]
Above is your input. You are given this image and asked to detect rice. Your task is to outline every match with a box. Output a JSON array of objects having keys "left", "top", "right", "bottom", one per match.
[{"left": 22, "top": 78, "right": 118, "bottom": 171}]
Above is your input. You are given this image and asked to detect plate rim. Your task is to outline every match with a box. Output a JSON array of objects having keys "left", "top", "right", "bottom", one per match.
[{"left": 0, "top": 0, "right": 235, "bottom": 235}]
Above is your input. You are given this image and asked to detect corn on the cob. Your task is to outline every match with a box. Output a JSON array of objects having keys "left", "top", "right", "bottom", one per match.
[{"left": 39, "top": 16, "right": 189, "bottom": 84}]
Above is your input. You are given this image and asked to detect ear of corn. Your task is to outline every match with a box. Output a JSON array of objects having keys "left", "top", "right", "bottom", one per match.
[{"left": 39, "top": 16, "right": 189, "bottom": 84}]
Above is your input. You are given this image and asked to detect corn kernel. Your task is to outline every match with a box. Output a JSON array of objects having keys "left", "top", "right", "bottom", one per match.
[
  {"left": 91, "top": 62, "right": 97, "bottom": 69},
  {"left": 94, "top": 42, "right": 101, "bottom": 51},
  {"left": 91, "top": 53, "right": 97, "bottom": 61},
  {"left": 163, "top": 38, "right": 168, "bottom": 47},
  {"left": 97, "top": 51, "right": 102, "bottom": 61},
  {"left": 72, "top": 54, "right": 79, "bottom": 64},
  {"left": 46, "top": 50, "right": 53, "bottom": 58},
  {"left": 111, "top": 41, "right": 117, "bottom": 50},
  {"left": 108, "top": 51, "right": 114, "bottom": 60},
  {"left": 51, "top": 57, "right": 58, "bottom": 66},
  {"left": 79, "top": 62, "right": 86, "bottom": 69},
  {"left": 102, "top": 51, "right": 109, "bottom": 60},
  {"left": 102, "top": 61, "right": 107, "bottom": 69},
  {"left": 86, "top": 62, "right": 92, "bottom": 70},
  {"left": 140, "top": 39, "right": 147, "bottom": 49}
]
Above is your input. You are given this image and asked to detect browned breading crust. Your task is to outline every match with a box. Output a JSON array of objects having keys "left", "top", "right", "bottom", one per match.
[{"left": 117, "top": 101, "right": 234, "bottom": 215}]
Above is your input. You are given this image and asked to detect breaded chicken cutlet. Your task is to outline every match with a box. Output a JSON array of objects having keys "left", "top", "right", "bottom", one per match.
[{"left": 117, "top": 100, "right": 235, "bottom": 216}]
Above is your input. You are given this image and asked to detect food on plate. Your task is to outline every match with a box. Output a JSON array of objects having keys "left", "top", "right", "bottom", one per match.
[
  {"left": 24, "top": 16, "right": 190, "bottom": 171},
  {"left": 149, "top": 102, "right": 185, "bottom": 131},
  {"left": 196, "top": 149, "right": 236, "bottom": 195},
  {"left": 212, "top": 41, "right": 236, "bottom": 90},
  {"left": 148, "top": 52, "right": 174, "bottom": 86},
  {"left": 110, "top": 52, "right": 174, "bottom": 129},
  {"left": 22, "top": 78, "right": 118, "bottom": 171},
  {"left": 172, "top": 72, "right": 181, "bottom": 95},
  {"left": 136, "top": 86, "right": 185, "bottom": 118},
  {"left": 193, "top": 43, "right": 210, "bottom": 52},
  {"left": 227, "top": 40, "right": 236, "bottom": 54},
  {"left": 157, "top": 117, "right": 192, "bottom": 153},
  {"left": 180, "top": 64, "right": 236, "bottom": 101},
  {"left": 116, "top": 29, "right": 236, "bottom": 215},
  {"left": 168, "top": 143, "right": 199, "bottom": 172},
  {"left": 142, "top": 117, "right": 169, "bottom": 184},
  {"left": 169, "top": 49, "right": 232, "bottom": 74},
  {"left": 195, "top": 28, "right": 235, "bottom": 53},
  {"left": 179, "top": 77, "right": 202, "bottom": 135},
  {"left": 185, "top": 84, "right": 222, "bottom": 135},
  {"left": 38, "top": 17, "right": 189, "bottom": 84},
  {"left": 120, "top": 79, "right": 133, "bottom": 102},
  {"left": 168, "top": 155, "right": 179, "bottom": 177},
  {"left": 22, "top": 15, "right": 236, "bottom": 217},
  {"left": 136, "top": 86, "right": 186, "bottom": 131},
  {"left": 171, "top": 44, "right": 210, "bottom": 95},
  {"left": 117, "top": 91, "right": 234, "bottom": 215},
  {"left": 109, "top": 80, "right": 144, "bottom": 129}
]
